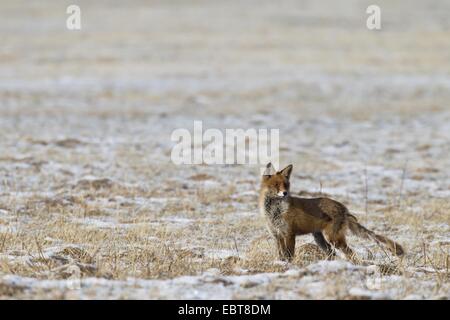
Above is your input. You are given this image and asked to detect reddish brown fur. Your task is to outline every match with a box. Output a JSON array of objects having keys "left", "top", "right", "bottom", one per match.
[{"left": 259, "top": 163, "right": 404, "bottom": 262}]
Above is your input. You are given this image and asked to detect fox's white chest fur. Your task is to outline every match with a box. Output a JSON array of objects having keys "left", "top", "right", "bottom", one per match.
[{"left": 261, "top": 196, "right": 290, "bottom": 236}]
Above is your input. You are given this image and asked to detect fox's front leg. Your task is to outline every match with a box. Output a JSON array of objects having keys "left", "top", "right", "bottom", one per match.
[
  {"left": 274, "top": 236, "right": 285, "bottom": 260},
  {"left": 275, "top": 234, "right": 295, "bottom": 262},
  {"left": 284, "top": 234, "right": 296, "bottom": 261}
]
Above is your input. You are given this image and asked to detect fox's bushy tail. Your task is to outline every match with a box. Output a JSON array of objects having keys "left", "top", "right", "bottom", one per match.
[{"left": 347, "top": 214, "right": 404, "bottom": 256}]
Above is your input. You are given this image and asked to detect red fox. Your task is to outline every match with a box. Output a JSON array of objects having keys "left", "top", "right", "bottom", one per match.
[{"left": 259, "top": 163, "right": 404, "bottom": 262}]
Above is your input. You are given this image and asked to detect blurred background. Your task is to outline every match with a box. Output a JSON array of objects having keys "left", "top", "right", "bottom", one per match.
[
  {"left": 1, "top": 0, "right": 449, "bottom": 189},
  {"left": 2, "top": 0, "right": 450, "bottom": 116}
]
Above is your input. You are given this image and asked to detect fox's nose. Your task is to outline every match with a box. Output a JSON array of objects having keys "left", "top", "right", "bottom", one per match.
[{"left": 283, "top": 191, "right": 288, "bottom": 196}]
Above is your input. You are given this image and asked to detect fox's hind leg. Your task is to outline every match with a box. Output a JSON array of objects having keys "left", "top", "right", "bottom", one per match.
[
  {"left": 324, "top": 226, "right": 359, "bottom": 263},
  {"left": 313, "top": 232, "right": 335, "bottom": 259},
  {"left": 331, "top": 236, "right": 361, "bottom": 264},
  {"left": 332, "top": 236, "right": 356, "bottom": 262}
]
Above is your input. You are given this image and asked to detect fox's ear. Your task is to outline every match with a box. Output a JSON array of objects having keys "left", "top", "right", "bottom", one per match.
[
  {"left": 278, "top": 164, "right": 293, "bottom": 179},
  {"left": 262, "top": 162, "right": 275, "bottom": 177}
]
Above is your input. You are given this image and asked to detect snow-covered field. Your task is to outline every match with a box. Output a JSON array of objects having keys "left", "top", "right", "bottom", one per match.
[{"left": 0, "top": 0, "right": 449, "bottom": 299}]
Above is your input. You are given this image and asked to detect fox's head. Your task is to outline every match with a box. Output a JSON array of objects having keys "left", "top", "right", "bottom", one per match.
[{"left": 260, "top": 163, "right": 293, "bottom": 198}]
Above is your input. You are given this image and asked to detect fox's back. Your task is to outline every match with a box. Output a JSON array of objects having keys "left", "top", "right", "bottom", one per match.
[{"left": 289, "top": 196, "right": 348, "bottom": 220}]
